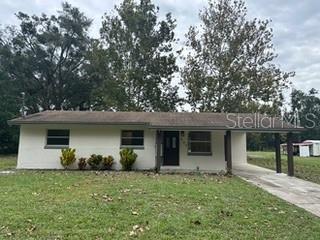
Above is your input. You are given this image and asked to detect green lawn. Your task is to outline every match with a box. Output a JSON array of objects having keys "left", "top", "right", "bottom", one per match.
[
  {"left": 248, "top": 151, "right": 320, "bottom": 184},
  {"left": 1, "top": 156, "right": 320, "bottom": 239},
  {"left": 0, "top": 155, "right": 17, "bottom": 170}
]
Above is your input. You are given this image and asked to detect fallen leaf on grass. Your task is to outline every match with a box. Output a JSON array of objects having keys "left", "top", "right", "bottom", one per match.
[
  {"left": 129, "top": 225, "right": 146, "bottom": 236},
  {"left": 132, "top": 225, "right": 140, "bottom": 231},
  {"left": 1, "top": 226, "right": 14, "bottom": 237},
  {"left": 102, "top": 195, "right": 113, "bottom": 202},
  {"left": 131, "top": 211, "right": 139, "bottom": 215},
  {"left": 120, "top": 189, "right": 131, "bottom": 193},
  {"left": 27, "top": 225, "right": 36, "bottom": 233}
]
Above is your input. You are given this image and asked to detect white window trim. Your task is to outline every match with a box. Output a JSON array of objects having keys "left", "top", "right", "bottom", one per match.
[
  {"left": 188, "top": 131, "right": 212, "bottom": 156},
  {"left": 120, "top": 130, "right": 144, "bottom": 149},
  {"left": 45, "top": 129, "right": 70, "bottom": 149}
]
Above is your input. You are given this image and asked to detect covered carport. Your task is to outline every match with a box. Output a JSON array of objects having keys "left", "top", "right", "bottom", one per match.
[{"left": 223, "top": 114, "right": 305, "bottom": 177}]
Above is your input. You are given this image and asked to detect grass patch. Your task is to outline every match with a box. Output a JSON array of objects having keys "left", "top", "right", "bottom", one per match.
[
  {"left": 0, "top": 156, "right": 320, "bottom": 239},
  {"left": 248, "top": 151, "right": 320, "bottom": 184},
  {"left": 0, "top": 155, "right": 17, "bottom": 170}
]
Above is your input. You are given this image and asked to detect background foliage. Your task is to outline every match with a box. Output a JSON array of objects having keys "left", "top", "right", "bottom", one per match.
[{"left": 0, "top": 0, "right": 304, "bottom": 153}]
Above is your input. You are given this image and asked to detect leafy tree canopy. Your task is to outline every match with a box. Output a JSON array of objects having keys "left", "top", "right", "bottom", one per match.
[
  {"left": 181, "top": 0, "right": 294, "bottom": 113},
  {"left": 0, "top": 2, "right": 93, "bottom": 112},
  {"left": 290, "top": 88, "right": 320, "bottom": 140},
  {"left": 90, "top": 0, "right": 180, "bottom": 111}
]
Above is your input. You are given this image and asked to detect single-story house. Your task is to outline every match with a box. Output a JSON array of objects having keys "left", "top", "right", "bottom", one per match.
[{"left": 9, "top": 111, "right": 303, "bottom": 174}]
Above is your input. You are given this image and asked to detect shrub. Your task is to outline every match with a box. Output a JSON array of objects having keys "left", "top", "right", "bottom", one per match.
[
  {"left": 119, "top": 148, "right": 137, "bottom": 171},
  {"left": 87, "top": 154, "right": 103, "bottom": 170},
  {"left": 60, "top": 148, "right": 76, "bottom": 168},
  {"left": 102, "top": 155, "right": 114, "bottom": 170},
  {"left": 78, "top": 157, "right": 87, "bottom": 170}
]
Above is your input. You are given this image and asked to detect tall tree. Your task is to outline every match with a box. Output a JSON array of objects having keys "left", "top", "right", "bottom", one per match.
[
  {"left": 91, "top": 0, "right": 180, "bottom": 111},
  {"left": 0, "top": 67, "right": 20, "bottom": 153},
  {"left": 181, "top": 0, "right": 294, "bottom": 113},
  {"left": 290, "top": 88, "right": 320, "bottom": 140},
  {"left": 0, "top": 2, "right": 93, "bottom": 112},
  {"left": 0, "top": 29, "right": 19, "bottom": 153}
]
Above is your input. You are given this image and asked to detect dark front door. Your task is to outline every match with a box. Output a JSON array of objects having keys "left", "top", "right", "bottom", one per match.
[{"left": 163, "top": 131, "right": 179, "bottom": 166}]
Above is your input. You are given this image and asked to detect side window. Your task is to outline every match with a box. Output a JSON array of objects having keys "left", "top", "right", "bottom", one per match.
[
  {"left": 188, "top": 132, "right": 211, "bottom": 155},
  {"left": 121, "top": 130, "right": 144, "bottom": 148},
  {"left": 46, "top": 130, "right": 70, "bottom": 148}
]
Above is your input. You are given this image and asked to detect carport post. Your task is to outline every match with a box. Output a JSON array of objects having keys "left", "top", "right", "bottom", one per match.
[
  {"left": 155, "top": 130, "right": 162, "bottom": 173},
  {"left": 225, "top": 130, "right": 232, "bottom": 174},
  {"left": 287, "top": 132, "right": 294, "bottom": 176},
  {"left": 275, "top": 133, "right": 281, "bottom": 173}
]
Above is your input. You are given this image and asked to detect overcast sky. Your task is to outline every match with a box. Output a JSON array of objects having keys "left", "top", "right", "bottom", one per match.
[{"left": 1, "top": 0, "right": 319, "bottom": 104}]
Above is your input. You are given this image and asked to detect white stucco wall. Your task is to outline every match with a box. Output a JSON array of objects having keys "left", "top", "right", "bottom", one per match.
[
  {"left": 17, "top": 124, "right": 156, "bottom": 170},
  {"left": 17, "top": 124, "right": 247, "bottom": 171},
  {"left": 176, "top": 131, "right": 226, "bottom": 172},
  {"left": 231, "top": 132, "right": 247, "bottom": 166}
]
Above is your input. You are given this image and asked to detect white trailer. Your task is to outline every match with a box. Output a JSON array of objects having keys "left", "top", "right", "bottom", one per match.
[
  {"left": 299, "top": 145, "right": 310, "bottom": 157},
  {"left": 281, "top": 142, "right": 312, "bottom": 157},
  {"left": 303, "top": 140, "right": 320, "bottom": 156}
]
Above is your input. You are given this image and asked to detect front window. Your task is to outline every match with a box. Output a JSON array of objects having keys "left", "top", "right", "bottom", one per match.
[
  {"left": 188, "top": 131, "right": 211, "bottom": 155},
  {"left": 46, "top": 129, "right": 70, "bottom": 148},
  {"left": 121, "top": 130, "right": 144, "bottom": 148}
]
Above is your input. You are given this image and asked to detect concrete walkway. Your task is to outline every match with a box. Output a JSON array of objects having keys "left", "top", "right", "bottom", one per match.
[
  {"left": 0, "top": 170, "right": 15, "bottom": 175},
  {"left": 234, "top": 164, "right": 320, "bottom": 217}
]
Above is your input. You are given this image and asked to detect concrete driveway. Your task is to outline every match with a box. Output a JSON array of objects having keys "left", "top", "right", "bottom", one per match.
[{"left": 234, "top": 164, "right": 320, "bottom": 217}]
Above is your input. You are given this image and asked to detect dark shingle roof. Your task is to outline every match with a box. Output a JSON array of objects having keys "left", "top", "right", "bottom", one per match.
[{"left": 8, "top": 111, "right": 303, "bottom": 132}]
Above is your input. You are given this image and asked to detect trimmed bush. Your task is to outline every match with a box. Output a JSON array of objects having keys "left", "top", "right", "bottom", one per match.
[
  {"left": 102, "top": 155, "right": 114, "bottom": 170},
  {"left": 60, "top": 148, "right": 76, "bottom": 168},
  {"left": 78, "top": 157, "right": 87, "bottom": 170},
  {"left": 119, "top": 148, "right": 137, "bottom": 171},
  {"left": 87, "top": 154, "right": 103, "bottom": 170}
]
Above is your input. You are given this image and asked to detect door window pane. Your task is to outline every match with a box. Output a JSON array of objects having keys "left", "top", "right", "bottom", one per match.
[
  {"left": 166, "top": 137, "right": 170, "bottom": 148},
  {"left": 172, "top": 137, "right": 176, "bottom": 148}
]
